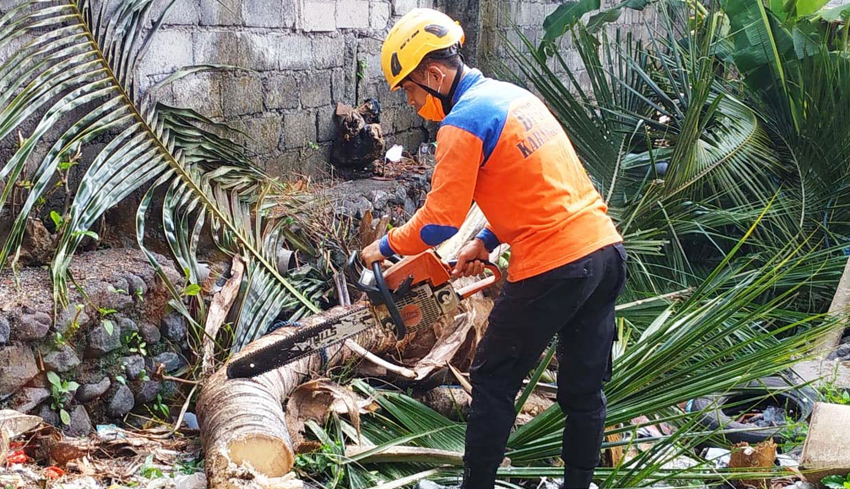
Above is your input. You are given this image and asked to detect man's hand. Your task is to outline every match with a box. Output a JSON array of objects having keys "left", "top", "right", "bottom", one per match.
[
  {"left": 453, "top": 238, "right": 490, "bottom": 277},
  {"left": 360, "top": 239, "right": 386, "bottom": 268}
]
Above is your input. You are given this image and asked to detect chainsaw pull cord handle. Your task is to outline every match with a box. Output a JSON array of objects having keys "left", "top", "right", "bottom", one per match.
[
  {"left": 371, "top": 261, "right": 407, "bottom": 339},
  {"left": 447, "top": 259, "right": 503, "bottom": 299}
]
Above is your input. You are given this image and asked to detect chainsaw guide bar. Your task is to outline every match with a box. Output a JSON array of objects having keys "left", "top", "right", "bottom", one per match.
[{"left": 226, "top": 304, "right": 376, "bottom": 379}]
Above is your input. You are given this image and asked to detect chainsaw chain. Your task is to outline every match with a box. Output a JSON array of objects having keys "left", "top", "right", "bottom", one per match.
[{"left": 226, "top": 304, "right": 373, "bottom": 379}]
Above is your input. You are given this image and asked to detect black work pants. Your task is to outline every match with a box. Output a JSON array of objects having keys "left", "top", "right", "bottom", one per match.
[{"left": 463, "top": 243, "right": 627, "bottom": 489}]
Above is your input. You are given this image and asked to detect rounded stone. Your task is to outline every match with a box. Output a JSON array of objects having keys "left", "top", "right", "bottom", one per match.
[
  {"left": 56, "top": 304, "right": 91, "bottom": 334},
  {"left": 133, "top": 380, "right": 161, "bottom": 404},
  {"left": 121, "top": 355, "right": 146, "bottom": 380},
  {"left": 11, "top": 387, "right": 50, "bottom": 414},
  {"left": 106, "top": 384, "right": 135, "bottom": 417},
  {"left": 117, "top": 316, "right": 138, "bottom": 336},
  {"left": 86, "top": 321, "right": 122, "bottom": 357},
  {"left": 403, "top": 196, "right": 418, "bottom": 216},
  {"left": 371, "top": 189, "right": 390, "bottom": 209},
  {"left": 153, "top": 352, "right": 186, "bottom": 373},
  {"left": 42, "top": 345, "right": 81, "bottom": 373},
  {"left": 76, "top": 377, "right": 111, "bottom": 403},
  {"left": 0, "top": 344, "right": 39, "bottom": 398},
  {"left": 139, "top": 322, "right": 161, "bottom": 344},
  {"left": 38, "top": 403, "right": 60, "bottom": 427},
  {"left": 394, "top": 186, "right": 408, "bottom": 203},
  {"left": 0, "top": 315, "right": 9, "bottom": 344},
  {"left": 11, "top": 311, "right": 52, "bottom": 342},
  {"left": 160, "top": 313, "right": 187, "bottom": 342},
  {"left": 64, "top": 405, "right": 93, "bottom": 437},
  {"left": 124, "top": 273, "right": 148, "bottom": 297},
  {"left": 109, "top": 276, "right": 130, "bottom": 294}
]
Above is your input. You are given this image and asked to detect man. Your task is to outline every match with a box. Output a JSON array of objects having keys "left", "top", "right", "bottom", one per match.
[{"left": 360, "top": 8, "right": 627, "bottom": 489}]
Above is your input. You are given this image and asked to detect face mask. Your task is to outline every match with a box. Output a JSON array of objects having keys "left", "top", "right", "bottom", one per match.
[{"left": 416, "top": 73, "right": 447, "bottom": 122}]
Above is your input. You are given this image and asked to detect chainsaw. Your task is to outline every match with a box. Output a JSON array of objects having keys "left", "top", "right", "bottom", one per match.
[{"left": 225, "top": 250, "right": 502, "bottom": 379}]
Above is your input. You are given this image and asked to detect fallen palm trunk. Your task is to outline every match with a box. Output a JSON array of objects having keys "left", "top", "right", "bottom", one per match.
[
  {"left": 197, "top": 311, "right": 398, "bottom": 488},
  {"left": 198, "top": 206, "right": 489, "bottom": 488}
]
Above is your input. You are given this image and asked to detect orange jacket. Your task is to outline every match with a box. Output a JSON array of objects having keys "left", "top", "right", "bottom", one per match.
[{"left": 379, "top": 69, "right": 622, "bottom": 282}]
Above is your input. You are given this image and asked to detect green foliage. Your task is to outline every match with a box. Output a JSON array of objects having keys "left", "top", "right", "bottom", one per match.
[
  {"left": 822, "top": 473, "right": 850, "bottom": 489},
  {"left": 176, "top": 457, "right": 204, "bottom": 475},
  {"left": 303, "top": 230, "right": 844, "bottom": 488},
  {"left": 102, "top": 319, "right": 115, "bottom": 336},
  {"left": 182, "top": 283, "right": 201, "bottom": 297},
  {"left": 541, "top": 0, "right": 653, "bottom": 46},
  {"left": 540, "top": 0, "right": 601, "bottom": 50},
  {"left": 98, "top": 307, "right": 118, "bottom": 336},
  {"left": 778, "top": 414, "right": 809, "bottom": 451},
  {"left": 814, "top": 4, "right": 850, "bottom": 22},
  {"left": 52, "top": 332, "right": 68, "bottom": 349},
  {"left": 71, "top": 230, "right": 99, "bottom": 240},
  {"left": 47, "top": 371, "right": 79, "bottom": 426},
  {"left": 50, "top": 211, "right": 64, "bottom": 230},
  {"left": 357, "top": 59, "right": 368, "bottom": 81},
  {"left": 139, "top": 455, "right": 164, "bottom": 479},
  {"left": 124, "top": 332, "right": 148, "bottom": 356},
  {"left": 295, "top": 420, "right": 347, "bottom": 488},
  {"left": 820, "top": 375, "right": 850, "bottom": 405},
  {"left": 108, "top": 285, "right": 127, "bottom": 294},
  {"left": 150, "top": 394, "right": 170, "bottom": 421}
]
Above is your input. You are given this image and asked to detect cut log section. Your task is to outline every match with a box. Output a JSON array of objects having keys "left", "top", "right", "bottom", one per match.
[{"left": 197, "top": 311, "right": 398, "bottom": 488}]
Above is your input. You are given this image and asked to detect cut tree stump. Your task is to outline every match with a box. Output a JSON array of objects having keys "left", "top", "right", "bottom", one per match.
[{"left": 729, "top": 440, "right": 776, "bottom": 489}]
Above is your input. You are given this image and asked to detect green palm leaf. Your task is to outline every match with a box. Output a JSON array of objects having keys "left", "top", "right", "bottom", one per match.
[{"left": 0, "top": 0, "right": 319, "bottom": 353}]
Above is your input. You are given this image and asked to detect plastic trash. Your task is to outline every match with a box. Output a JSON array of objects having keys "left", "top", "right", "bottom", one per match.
[
  {"left": 760, "top": 405, "right": 786, "bottom": 427},
  {"left": 182, "top": 412, "right": 199, "bottom": 430},
  {"left": 385, "top": 144, "right": 404, "bottom": 162},
  {"left": 96, "top": 424, "right": 125, "bottom": 440}
]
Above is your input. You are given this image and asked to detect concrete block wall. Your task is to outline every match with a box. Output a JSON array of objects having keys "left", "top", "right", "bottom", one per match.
[
  {"left": 131, "top": 0, "right": 444, "bottom": 180},
  {"left": 478, "top": 0, "right": 657, "bottom": 93}
]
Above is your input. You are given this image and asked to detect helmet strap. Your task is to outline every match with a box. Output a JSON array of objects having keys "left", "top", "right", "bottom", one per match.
[{"left": 414, "top": 63, "right": 466, "bottom": 115}]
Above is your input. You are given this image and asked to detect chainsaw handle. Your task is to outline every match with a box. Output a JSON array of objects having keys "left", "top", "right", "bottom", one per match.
[
  {"left": 347, "top": 251, "right": 401, "bottom": 291},
  {"left": 447, "top": 259, "right": 503, "bottom": 299},
  {"left": 372, "top": 261, "right": 406, "bottom": 339},
  {"left": 347, "top": 251, "right": 407, "bottom": 339}
]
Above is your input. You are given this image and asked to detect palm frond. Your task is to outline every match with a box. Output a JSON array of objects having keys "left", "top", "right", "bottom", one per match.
[{"left": 0, "top": 0, "right": 320, "bottom": 353}]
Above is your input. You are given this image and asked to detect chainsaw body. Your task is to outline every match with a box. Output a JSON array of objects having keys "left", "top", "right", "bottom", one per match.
[
  {"left": 225, "top": 249, "right": 501, "bottom": 379},
  {"left": 364, "top": 251, "right": 464, "bottom": 338}
]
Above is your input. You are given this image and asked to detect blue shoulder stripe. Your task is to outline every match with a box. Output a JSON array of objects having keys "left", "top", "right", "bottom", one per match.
[{"left": 443, "top": 72, "right": 529, "bottom": 164}]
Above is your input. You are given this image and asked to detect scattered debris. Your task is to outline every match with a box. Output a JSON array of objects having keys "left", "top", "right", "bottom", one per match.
[
  {"left": 688, "top": 376, "right": 817, "bottom": 444},
  {"left": 706, "top": 447, "right": 731, "bottom": 468},
  {"left": 0, "top": 409, "right": 42, "bottom": 439},
  {"left": 744, "top": 405, "right": 787, "bottom": 428}
]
